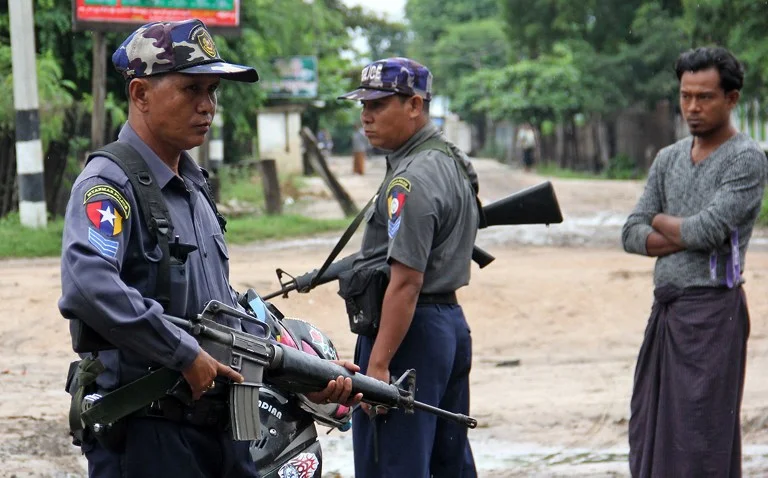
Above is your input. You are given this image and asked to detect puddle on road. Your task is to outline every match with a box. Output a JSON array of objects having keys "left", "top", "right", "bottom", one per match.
[
  {"left": 476, "top": 213, "right": 628, "bottom": 249},
  {"left": 318, "top": 433, "right": 768, "bottom": 477},
  {"left": 234, "top": 212, "right": 768, "bottom": 253}
]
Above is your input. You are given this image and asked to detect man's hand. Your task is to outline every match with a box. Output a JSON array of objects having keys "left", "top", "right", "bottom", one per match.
[
  {"left": 360, "top": 362, "right": 391, "bottom": 416},
  {"left": 305, "top": 360, "right": 363, "bottom": 406},
  {"left": 645, "top": 231, "right": 685, "bottom": 257},
  {"left": 651, "top": 214, "right": 685, "bottom": 247},
  {"left": 182, "top": 349, "right": 244, "bottom": 400}
]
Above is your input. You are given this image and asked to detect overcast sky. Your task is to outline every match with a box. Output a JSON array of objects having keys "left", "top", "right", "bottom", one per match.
[{"left": 342, "top": 0, "right": 406, "bottom": 21}]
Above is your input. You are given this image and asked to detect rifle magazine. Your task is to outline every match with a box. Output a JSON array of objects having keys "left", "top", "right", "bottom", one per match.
[{"left": 229, "top": 381, "right": 263, "bottom": 441}]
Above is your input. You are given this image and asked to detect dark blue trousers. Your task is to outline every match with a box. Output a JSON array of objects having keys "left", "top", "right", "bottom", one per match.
[
  {"left": 84, "top": 417, "right": 258, "bottom": 477},
  {"left": 352, "top": 303, "right": 477, "bottom": 478}
]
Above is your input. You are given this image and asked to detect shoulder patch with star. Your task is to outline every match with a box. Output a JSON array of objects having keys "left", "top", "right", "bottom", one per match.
[
  {"left": 85, "top": 198, "right": 125, "bottom": 237},
  {"left": 83, "top": 185, "right": 131, "bottom": 219},
  {"left": 386, "top": 177, "right": 411, "bottom": 238}
]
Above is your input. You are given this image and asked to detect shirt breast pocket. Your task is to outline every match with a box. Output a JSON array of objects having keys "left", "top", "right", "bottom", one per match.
[
  {"left": 210, "top": 232, "right": 231, "bottom": 293},
  {"left": 212, "top": 233, "right": 230, "bottom": 261}
]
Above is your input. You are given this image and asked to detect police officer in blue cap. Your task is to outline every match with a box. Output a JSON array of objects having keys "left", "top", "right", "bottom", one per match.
[
  {"left": 59, "top": 19, "right": 360, "bottom": 477},
  {"left": 338, "top": 57, "right": 480, "bottom": 478}
]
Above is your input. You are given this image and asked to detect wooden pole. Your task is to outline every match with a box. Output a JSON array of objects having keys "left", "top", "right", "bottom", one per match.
[
  {"left": 300, "top": 127, "right": 358, "bottom": 216},
  {"left": 259, "top": 159, "right": 282, "bottom": 215}
]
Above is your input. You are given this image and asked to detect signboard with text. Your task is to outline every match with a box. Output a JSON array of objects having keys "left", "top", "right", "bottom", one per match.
[
  {"left": 72, "top": 0, "right": 240, "bottom": 32},
  {"left": 262, "top": 56, "right": 319, "bottom": 99}
]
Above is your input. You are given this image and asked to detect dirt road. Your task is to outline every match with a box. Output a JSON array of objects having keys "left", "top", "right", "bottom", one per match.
[{"left": 2, "top": 156, "right": 768, "bottom": 477}]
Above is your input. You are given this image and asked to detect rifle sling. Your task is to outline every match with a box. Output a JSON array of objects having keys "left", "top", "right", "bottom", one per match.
[
  {"left": 309, "top": 135, "right": 483, "bottom": 289},
  {"left": 409, "top": 137, "right": 487, "bottom": 227},
  {"left": 308, "top": 189, "right": 380, "bottom": 289},
  {"left": 80, "top": 367, "right": 180, "bottom": 427}
]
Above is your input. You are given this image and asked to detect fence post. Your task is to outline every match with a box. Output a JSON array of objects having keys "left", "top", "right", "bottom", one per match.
[{"left": 259, "top": 159, "right": 282, "bottom": 215}]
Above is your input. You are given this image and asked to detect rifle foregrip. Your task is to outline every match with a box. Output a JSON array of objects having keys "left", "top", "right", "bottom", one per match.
[{"left": 267, "top": 344, "right": 402, "bottom": 407}]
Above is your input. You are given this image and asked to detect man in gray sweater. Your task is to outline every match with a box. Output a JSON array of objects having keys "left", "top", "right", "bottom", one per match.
[{"left": 622, "top": 47, "right": 768, "bottom": 477}]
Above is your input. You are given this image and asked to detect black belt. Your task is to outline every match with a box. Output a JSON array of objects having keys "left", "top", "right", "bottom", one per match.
[
  {"left": 417, "top": 291, "right": 457, "bottom": 305},
  {"left": 133, "top": 396, "right": 230, "bottom": 430}
]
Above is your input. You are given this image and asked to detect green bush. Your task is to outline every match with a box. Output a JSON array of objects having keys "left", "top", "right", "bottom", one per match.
[{"left": 605, "top": 153, "right": 640, "bottom": 180}]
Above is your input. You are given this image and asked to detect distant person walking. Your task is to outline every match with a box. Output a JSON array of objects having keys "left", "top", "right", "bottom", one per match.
[
  {"left": 516, "top": 123, "right": 536, "bottom": 172},
  {"left": 352, "top": 123, "right": 369, "bottom": 175},
  {"left": 318, "top": 128, "right": 334, "bottom": 156}
]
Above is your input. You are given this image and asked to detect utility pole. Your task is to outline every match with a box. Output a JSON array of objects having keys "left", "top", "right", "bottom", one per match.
[
  {"left": 9, "top": 0, "right": 47, "bottom": 228},
  {"left": 209, "top": 109, "right": 224, "bottom": 173},
  {"left": 208, "top": 109, "right": 224, "bottom": 202}
]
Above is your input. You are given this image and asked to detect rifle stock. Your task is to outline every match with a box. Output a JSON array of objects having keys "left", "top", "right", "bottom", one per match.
[{"left": 482, "top": 181, "right": 563, "bottom": 228}]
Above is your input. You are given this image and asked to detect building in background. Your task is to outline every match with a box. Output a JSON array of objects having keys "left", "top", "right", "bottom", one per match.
[
  {"left": 430, "top": 96, "right": 473, "bottom": 155},
  {"left": 257, "top": 56, "right": 318, "bottom": 173}
]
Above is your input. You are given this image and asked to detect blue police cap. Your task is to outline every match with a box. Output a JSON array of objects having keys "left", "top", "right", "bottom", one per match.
[{"left": 338, "top": 57, "right": 432, "bottom": 101}]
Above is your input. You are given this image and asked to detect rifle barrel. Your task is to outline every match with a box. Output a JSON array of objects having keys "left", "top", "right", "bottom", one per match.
[{"left": 411, "top": 400, "right": 478, "bottom": 429}]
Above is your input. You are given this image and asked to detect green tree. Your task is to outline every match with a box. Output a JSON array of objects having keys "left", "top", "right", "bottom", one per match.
[
  {"left": 364, "top": 19, "right": 410, "bottom": 60},
  {"left": 405, "top": 0, "right": 501, "bottom": 77},
  {"left": 453, "top": 43, "right": 585, "bottom": 125},
  {"left": 429, "top": 19, "right": 509, "bottom": 95},
  {"left": 682, "top": 0, "right": 768, "bottom": 101}
]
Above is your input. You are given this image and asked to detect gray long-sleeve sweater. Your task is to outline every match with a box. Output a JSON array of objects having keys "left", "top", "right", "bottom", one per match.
[{"left": 622, "top": 132, "right": 768, "bottom": 288}]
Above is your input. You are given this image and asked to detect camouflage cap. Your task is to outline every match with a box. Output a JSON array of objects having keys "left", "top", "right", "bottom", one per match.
[
  {"left": 338, "top": 57, "right": 432, "bottom": 101},
  {"left": 112, "top": 19, "right": 258, "bottom": 83}
]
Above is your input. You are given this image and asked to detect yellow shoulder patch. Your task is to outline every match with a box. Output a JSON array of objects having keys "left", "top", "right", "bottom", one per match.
[
  {"left": 386, "top": 177, "right": 411, "bottom": 195},
  {"left": 83, "top": 185, "right": 131, "bottom": 219}
]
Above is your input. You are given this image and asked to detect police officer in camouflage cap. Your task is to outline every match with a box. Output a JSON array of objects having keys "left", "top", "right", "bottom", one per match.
[
  {"left": 338, "top": 57, "right": 480, "bottom": 477},
  {"left": 59, "top": 18, "right": 360, "bottom": 478}
]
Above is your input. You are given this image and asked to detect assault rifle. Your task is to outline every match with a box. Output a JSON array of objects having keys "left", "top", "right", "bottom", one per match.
[
  {"left": 264, "top": 180, "right": 563, "bottom": 300},
  {"left": 78, "top": 299, "right": 477, "bottom": 442}
]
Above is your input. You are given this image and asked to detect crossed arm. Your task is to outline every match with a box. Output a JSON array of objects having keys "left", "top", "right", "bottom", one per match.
[
  {"left": 621, "top": 159, "right": 687, "bottom": 258},
  {"left": 623, "top": 150, "right": 766, "bottom": 258},
  {"left": 646, "top": 214, "right": 685, "bottom": 257}
]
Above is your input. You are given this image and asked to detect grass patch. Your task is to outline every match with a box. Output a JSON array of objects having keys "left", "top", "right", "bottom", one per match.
[
  {"left": 0, "top": 212, "right": 349, "bottom": 259},
  {"left": 535, "top": 163, "right": 646, "bottom": 180},
  {"left": 0, "top": 213, "right": 65, "bottom": 258},
  {"left": 535, "top": 164, "right": 603, "bottom": 179},
  {"left": 758, "top": 191, "right": 768, "bottom": 227},
  {"left": 0, "top": 168, "right": 350, "bottom": 259},
  {"left": 218, "top": 166, "right": 305, "bottom": 205},
  {"left": 224, "top": 214, "right": 349, "bottom": 244},
  {"left": 536, "top": 154, "right": 644, "bottom": 180}
]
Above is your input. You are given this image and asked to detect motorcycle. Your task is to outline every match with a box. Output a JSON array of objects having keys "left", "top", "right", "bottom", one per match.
[{"left": 241, "top": 290, "right": 353, "bottom": 478}]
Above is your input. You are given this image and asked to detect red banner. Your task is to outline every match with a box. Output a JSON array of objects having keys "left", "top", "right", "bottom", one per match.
[{"left": 74, "top": 0, "right": 240, "bottom": 29}]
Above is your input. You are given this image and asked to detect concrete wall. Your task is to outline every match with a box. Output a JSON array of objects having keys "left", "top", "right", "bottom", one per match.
[{"left": 257, "top": 106, "right": 304, "bottom": 174}]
